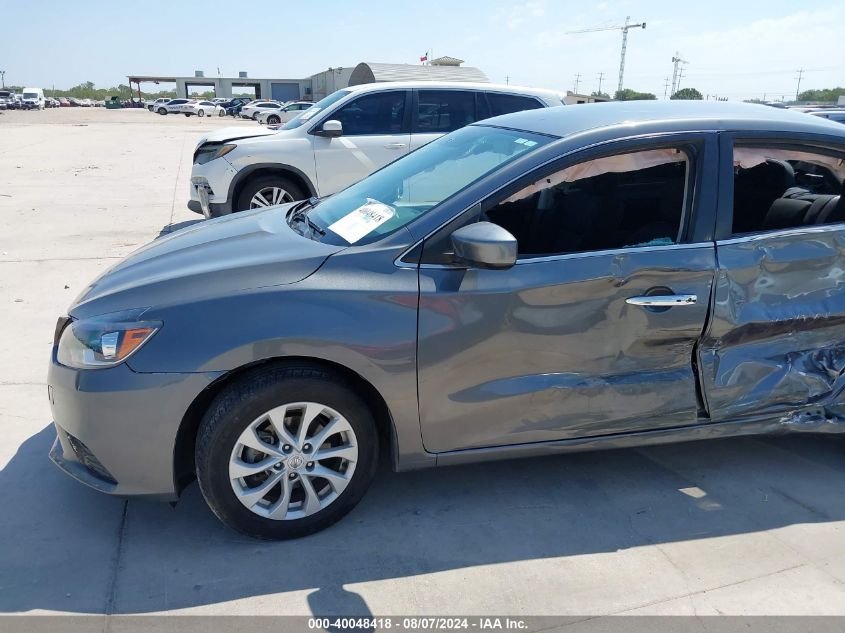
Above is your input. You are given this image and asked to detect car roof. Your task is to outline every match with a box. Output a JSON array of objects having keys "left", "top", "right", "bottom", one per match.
[
  {"left": 473, "top": 100, "right": 845, "bottom": 138},
  {"left": 343, "top": 81, "right": 565, "bottom": 100}
]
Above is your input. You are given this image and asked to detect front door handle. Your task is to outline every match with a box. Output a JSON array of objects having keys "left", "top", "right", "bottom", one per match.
[
  {"left": 384, "top": 143, "right": 407, "bottom": 149},
  {"left": 626, "top": 294, "right": 697, "bottom": 307}
]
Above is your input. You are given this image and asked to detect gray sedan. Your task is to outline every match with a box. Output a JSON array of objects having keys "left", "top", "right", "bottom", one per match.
[{"left": 49, "top": 101, "right": 845, "bottom": 539}]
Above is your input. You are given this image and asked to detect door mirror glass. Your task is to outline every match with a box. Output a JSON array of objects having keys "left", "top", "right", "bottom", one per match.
[
  {"left": 318, "top": 120, "right": 343, "bottom": 137},
  {"left": 451, "top": 222, "right": 517, "bottom": 270}
]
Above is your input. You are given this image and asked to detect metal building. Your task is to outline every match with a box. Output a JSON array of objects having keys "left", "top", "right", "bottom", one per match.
[{"left": 128, "top": 57, "right": 488, "bottom": 102}]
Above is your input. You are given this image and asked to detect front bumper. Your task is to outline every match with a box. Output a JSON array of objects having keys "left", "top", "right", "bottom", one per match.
[
  {"left": 48, "top": 357, "right": 222, "bottom": 500},
  {"left": 188, "top": 158, "right": 238, "bottom": 217}
]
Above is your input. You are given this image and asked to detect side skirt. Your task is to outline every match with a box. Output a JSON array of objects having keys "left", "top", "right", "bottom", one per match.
[{"left": 433, "top": 407, "right": 845, "bottom": 467}]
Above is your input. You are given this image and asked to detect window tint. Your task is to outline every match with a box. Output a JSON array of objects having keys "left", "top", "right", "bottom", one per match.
[
  {"left": 416, "top": 90, "right": 476, "bottom": 133},
  {"left": 486, "top": 93, "right": 544, "bottom": 117},
  {"left": 484, "top": 148, "right": 689, "bottom": 258},
  {"left": 331, "top": 91, "right": 406, "bottom": 135},
  {"left": 200, "top": 101, "right": 214, "bottom": 106},
  {"left": 731, "top": 145, "right": 845, "bottom": 235}
]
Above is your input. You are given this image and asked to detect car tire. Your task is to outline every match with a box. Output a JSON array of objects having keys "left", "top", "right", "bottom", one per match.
[
  {"left": 252, "top": 111, "right": 260, "bottom": 120},
  {"left": 195, "top": 364, "right": 379, "bottom": 540},
  {"left": 198, "top": 109, "right": 205, "bottom": 117},
  {"left": 235, "top": 174, "right": 305, "bottom": 211},
  {"left": 267, "top": 115, "right": 280, "bottom": 125},
  {"left": 218, "top": 109, "right": 225, "bottom": 117},
  {"left": 184, "top": 113, "right": 191, "bottom": 117},
  {"left": 158, "top": 108, "right": 167, "bottom": 115}
]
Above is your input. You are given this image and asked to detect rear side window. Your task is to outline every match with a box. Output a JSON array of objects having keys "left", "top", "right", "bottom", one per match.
[
  {"left": 415, "top": 90, "right": 476, "bottom": 133},
  {"left": 731, "top": 144, "right": 845, "bottom": 235},
  {"left": 486, "top": 93, "right": 544, "bottom": 117},
  {"left": 331, "top": 91, "right": 407, "bottom": 136}
]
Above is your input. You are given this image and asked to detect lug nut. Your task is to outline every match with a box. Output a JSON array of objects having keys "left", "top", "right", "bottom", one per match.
[
  {"left": 306, "top": 462, "right": 314, "bottom": 469},
  {"left": 289, "top": 472, "right": 298, "bottom": 480},
  {"left": 273, "top": 462, "right": 283, "bottom": 471},
  {"left": 303, "top": 443, "right": 312, "bottom": 452},
  {"left": 282, "top": 444, "right": 292, "bottom": 453}
]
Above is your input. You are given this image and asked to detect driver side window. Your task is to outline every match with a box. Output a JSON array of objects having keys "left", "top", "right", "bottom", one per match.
[
  {"left": 331, "top": 91, "right": 407, "bottom": 136},
  {"left": 485, "top": 147, "right": 691, "bottom": 258}
]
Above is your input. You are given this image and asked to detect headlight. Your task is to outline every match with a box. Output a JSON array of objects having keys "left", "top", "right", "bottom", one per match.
[
  {"left": 56, "top": 308, "right": 161, "bottom": 369},
  {"left": 193, "top": 143, "right": 237, "bottom": 165}
]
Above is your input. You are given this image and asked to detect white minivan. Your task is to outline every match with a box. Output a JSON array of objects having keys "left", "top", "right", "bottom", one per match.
[
  {"left": 189, "top": 81, "right": 567, "bottom": 217},
  {"left": 22, "top": 88, "right": 45, "bottom": 110}
]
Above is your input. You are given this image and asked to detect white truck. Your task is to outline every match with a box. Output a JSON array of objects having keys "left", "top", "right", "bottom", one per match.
[{"left": 22, "top": 88, "right": 45, "bottom": 110}]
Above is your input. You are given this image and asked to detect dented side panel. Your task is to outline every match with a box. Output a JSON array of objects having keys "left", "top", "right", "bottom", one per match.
[{"left": 699, "top": 227, "right": 845, "bottom": 421}]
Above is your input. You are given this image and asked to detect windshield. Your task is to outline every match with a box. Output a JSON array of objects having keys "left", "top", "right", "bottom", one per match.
[
  {"left": 282, "top": 89, "right": 351, "bottom": 130},
  {"left": 24, "top": 93, "right": 38, "bottom": 99},
  {"left": 300, "top": 125, "right": 552, "bottom": 246}
]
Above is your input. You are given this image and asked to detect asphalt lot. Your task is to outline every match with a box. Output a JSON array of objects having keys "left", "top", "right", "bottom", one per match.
[{"left": 1, "top": 106, "right": 845, "bottom": 619}]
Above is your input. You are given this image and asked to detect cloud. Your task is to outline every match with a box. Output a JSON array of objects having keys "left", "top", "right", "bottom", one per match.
[{"left": 492, "top": 1, "right": 546, "bottom": 30}]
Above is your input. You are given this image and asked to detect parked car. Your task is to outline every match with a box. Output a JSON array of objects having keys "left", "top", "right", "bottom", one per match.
[
  {"left": 811, "top": 109, "right": 845, "bottom": 124},
  {"left": 21, "top": 88, "right": 45, "bottom": 110},
  {"left": 212, "top": 98, "right": 229, "bottom": 105},
  {"left": 0, "top": 89, "right": 13, "bottom": 110},
  {"left": 58, "top": 97, "right": 70, "bottom": 107},
  {"left": 256, "top": 101, "right": 313, "bottom": 125},
  {"left": 222, "top": 97, "right": 251, "bottom": 117},
  {"left": 239, "top": 100, "right": 283, "bottom": 120},
  {"left": 157, "top": 98, "right": 190, "bottom": 115},
  {"left": 189, "top": 82, "right": 567, "bottom": 217},
  {"left": 181, "top": 99, "right": 226, "bottom": 118},
  {"left": 148, "top": 97, "right": 171, "bottom": 112},
  {"left": 49, "top": 101, "right": 845, "bottom": 539}
]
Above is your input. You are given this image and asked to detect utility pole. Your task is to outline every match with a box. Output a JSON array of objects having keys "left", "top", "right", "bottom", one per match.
[
  {"left": 597, "top": 72, "right": 604, "bottom": 95},
  {"left": 795, "top": 68, "right": 804, "bottom": 101},
  {"left": 0, "top": 70, "right": 5, "bottom": 88},
  {"left": 505, "top": 75, "right": 510, "bottom": 85},
  {"left": 671, "top": 52, "right": 688, "bottom": 96},
  {"left": 663, "top": 76, "right": 670, "bottom": 99},
  {"left": 573, "top": 72, "right": 581, "bottom": 94},
  {"left": 565, "top": 17, "right": 645, "bottom": 94},
  {"left": 677, "top": 66, "right": 685, "bottom": 92}
]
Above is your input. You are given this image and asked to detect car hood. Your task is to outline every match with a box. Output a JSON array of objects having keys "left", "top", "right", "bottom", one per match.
[
  {"left": 195, "top": 126, "right": 279, "bottom": 148},
  {"left": 70, "top": 204, "right": 344, "bottom": 319}
]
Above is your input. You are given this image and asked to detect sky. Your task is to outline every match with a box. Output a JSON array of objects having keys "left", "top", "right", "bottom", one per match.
[{"left": 2, "top": 0, "right": 843, "bottom": 101}]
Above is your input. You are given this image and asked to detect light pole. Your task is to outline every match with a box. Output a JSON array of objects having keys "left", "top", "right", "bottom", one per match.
[{"left": 0, "top": 71, "right": 5, "bottom": 88}]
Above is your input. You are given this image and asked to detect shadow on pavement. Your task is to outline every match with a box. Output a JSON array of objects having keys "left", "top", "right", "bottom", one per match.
[
  {"left": 157, "top": 219, "right": 203, "bottom": 239},
  {"left": 0, "top": 424, "right": 843, "bottom": 614}
]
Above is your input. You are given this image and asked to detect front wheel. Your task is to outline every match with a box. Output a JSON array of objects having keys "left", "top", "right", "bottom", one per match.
[
  {"left": 267, "top": 114, "right": 280, "bottom": 125},
  {"left": 158, "top": 108, "right": 167, "bottom": 115},
  {"left": 195, "top": 365, "right": 379, "bottom": 539},
  {"left": 218, "top": 109, "right": 225, "bottom": 117},
  {"left": 198, "top": 109, "right": 205, "bottom": 117},
  {"left": 235, "top": 174, "right": 304, "bottom": 211}
]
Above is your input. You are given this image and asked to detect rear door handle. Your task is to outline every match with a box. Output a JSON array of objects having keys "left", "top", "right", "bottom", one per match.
[
  {"left": 626, "top": 294, "right": 698, "bottom": 307},
  {"left": 384, "top": 143, "right": 407, "bottom": 149}
]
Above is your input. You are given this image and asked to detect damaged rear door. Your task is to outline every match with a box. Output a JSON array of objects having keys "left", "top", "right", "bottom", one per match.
[{"left": 698, "top": 132, "right": 845, "bottom": 421}]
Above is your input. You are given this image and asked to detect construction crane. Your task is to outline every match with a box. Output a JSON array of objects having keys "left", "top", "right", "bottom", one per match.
[
  {"left": 565, "top": 16, "right": 646, "bottom": 94},
  {"left": 670, "top": 52, "right": 689, "bottom": 97}
]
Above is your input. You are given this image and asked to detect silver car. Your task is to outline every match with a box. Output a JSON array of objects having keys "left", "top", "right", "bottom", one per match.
[{"left": 49, "top": 102, "right": 845, "bottom": 539}]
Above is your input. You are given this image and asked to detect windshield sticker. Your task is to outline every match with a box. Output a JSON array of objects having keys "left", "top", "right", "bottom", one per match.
[
  {"left": 514, "top": 138, "right": 538, "bottom": 147},
  {"left": 328, "top": 199, "right": 395, "bottom": 243}
]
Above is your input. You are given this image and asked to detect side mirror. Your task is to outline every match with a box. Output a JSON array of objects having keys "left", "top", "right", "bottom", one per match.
[
  {"left": 315, "top": 120, "right": 343, "bottom": 137},
  {"left": 451, "top": 222, "right": 517, "bottom": 270}
]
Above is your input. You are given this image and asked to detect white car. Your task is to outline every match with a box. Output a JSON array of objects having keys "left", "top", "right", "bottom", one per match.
[
  {"left": 181, "top": 100, "right": 226, "bottom": 117},
  {"left": 239, "top": 100, "right": 283, "bottom": 120},
  {"left": 148, "top": 97, "right": 171, "bottom": 112},
  {"left": 188, "top": 81, "right": 567, "bottom": 217},
  {"left": 157, "top": 98, "right": 191, "bottom": 114},
  {"left": 256, "top": 101, "right": 314, "bottom": 125}
]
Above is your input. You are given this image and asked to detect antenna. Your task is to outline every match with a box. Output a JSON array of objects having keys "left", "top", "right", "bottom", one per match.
[{"left": 566, "top": 16, "right": 646, "bottom": 93}]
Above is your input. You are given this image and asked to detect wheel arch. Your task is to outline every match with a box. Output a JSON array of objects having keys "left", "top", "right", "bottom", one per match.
[
  {"left": 229, "top": 163, "right": 318, "bottom": 210},
  {"left": 173, "top": 356, "right": 397, "bottom": 495}
]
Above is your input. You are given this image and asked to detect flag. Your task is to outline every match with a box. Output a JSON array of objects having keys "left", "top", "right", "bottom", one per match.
[{"left": 420, "top": 51, "right": 428, "bottom": 62}]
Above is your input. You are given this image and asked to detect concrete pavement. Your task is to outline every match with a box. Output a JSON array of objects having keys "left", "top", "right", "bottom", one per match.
[{"left": 1, "top": 107, "right": 844, "bottom": 618}]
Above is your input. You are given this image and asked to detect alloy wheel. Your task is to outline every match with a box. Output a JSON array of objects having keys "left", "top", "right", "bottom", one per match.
[
  {"left": 249, "top": 186, "right": 293, "bottom": 208},
  {"left": 229, "top": 402, "right": 358, "bottom": 520}
]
